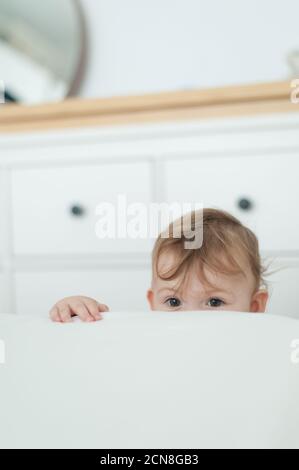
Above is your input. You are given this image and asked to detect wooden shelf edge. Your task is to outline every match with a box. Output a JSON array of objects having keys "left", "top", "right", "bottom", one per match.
[{"left": 0, "top": 80, "right": 297, "bottom": 133}]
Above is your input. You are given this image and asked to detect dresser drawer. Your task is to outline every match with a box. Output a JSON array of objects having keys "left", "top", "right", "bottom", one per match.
[
  {"left": 164, "top": 153, "right": 299, "bottom": 251},
  {"left": 266, "top": 258, "right": 299, "bottom": 318},
  {"left": 15, "top": 268, "right": 151, "bottom": 315},
  {"left": 12, "top": 162, "right": 152, "bottom": 255}
]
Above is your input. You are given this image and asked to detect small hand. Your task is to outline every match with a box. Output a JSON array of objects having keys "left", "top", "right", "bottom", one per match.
[{"left": 49, "top": 296, "right": 109, "bottom": 322}]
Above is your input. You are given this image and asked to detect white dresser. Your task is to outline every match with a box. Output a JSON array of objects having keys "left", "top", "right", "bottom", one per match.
[{"left": 0, "top": 111, "right": 299, "bottom": 317}]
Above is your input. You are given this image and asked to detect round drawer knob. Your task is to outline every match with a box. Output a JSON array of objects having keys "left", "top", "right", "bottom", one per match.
[
  {"left": 237, "top": 197, "right": 253, "bottom": 211},
  {"left": 70, "top": 204, "right": 85, "bottom": 217}
]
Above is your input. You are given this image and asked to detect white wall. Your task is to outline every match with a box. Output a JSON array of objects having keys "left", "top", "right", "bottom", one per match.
[{"left": 79, "top": 0, "right": 299, "bottom": 98}]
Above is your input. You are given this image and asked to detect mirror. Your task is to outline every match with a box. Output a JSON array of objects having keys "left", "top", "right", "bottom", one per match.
[{"left": 0, "top": 0, "right": 85, "bottom": 105}]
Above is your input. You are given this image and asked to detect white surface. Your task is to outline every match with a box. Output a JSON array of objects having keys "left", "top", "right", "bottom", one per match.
[
  {"left": 0, "top": 311, "right": 299, "bottom": 449},
  {"left": 80, "top": 0, "right": 299, "bottom": 97}
]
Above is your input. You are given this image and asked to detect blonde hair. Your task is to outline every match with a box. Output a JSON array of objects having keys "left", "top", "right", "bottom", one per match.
[{"left": 152, "top": 208, "right": 266, "bottom": 292}]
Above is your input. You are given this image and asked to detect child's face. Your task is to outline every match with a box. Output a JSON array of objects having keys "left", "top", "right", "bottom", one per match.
[{"left": 147, "top": 252, "right": 268, "bottom": 313}]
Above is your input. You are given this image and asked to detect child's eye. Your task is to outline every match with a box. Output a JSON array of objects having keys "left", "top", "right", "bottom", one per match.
[
  {"left": 207, "top": 297, "right": 225, "bottom": 308},
  {"left": 165, "top": 297, "right": 181, "bottom": 308}
]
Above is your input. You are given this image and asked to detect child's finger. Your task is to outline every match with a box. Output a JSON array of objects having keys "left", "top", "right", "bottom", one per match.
[
  {"left": 97, "top": 303, "right": 110, "bottom": 312},
  {"left": 84, "top": 299, "right": 103, "bottom": 321},
  {"left": 49, "top": 306, "right": 61, "bottom": 322},
  {"left": 58, "top": 304, "right": 72, "bottom": 322},
  {"left": 71, "top": 302, "right": 93, "bottom": 322}
]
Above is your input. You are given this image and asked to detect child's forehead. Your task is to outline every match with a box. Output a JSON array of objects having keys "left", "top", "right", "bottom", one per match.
[
  {"left": 154, "top": 250, "right": 253, "bottom": 294},
  {"left": 155, "top": 268, "right": 236, "bottom": 294}
]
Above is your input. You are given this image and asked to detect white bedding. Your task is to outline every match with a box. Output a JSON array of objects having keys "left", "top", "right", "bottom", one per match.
[{"left": 0, "top": 311, "right": 299, "bottom": 449}]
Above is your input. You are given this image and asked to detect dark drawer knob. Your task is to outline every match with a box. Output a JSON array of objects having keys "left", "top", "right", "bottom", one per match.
[
  {"left": 237, "top": 197, "right": 253, "bottom": 211},
  {"left": 70, "top": 204, "right": 85, "bottom": 217}
]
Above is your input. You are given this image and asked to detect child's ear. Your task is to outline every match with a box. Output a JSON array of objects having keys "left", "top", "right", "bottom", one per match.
[
  {"left": 147, "top": 289, "right": 154, "bottom": 310},
  {"left": 250, "top": 290, "right": 269, "bottom": 313}
]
